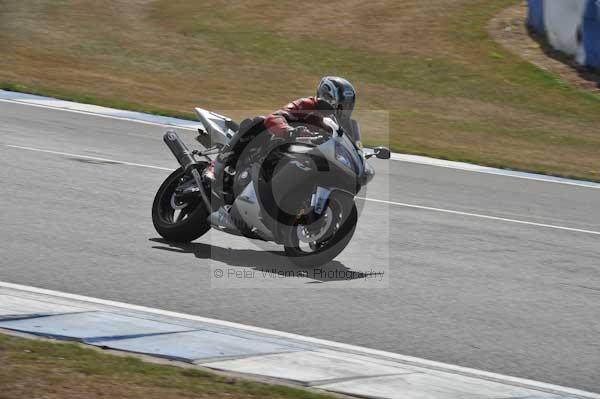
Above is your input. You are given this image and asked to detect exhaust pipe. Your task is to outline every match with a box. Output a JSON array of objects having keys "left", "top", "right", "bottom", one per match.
[
  {"left": 163, "top": 130, "right": 212, "bottom": 211},
  {"left": 163, "top": 130, "right": 197, "bottom": 171}
]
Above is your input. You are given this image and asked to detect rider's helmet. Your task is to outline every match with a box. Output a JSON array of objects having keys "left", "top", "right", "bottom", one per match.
[{"left": 316, "top": 76, "right": 356, "bottom": 123}]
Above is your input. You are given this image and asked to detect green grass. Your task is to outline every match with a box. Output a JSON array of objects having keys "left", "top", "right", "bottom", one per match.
[
  {"left": 1, "top": 0, "right": 599, "bottom": 181},
  {"left": 0, "top": 333, "right": 335, "bottom": 399},
  {"left": 171, "top": 1, "right": 600, "bottom": 115}
]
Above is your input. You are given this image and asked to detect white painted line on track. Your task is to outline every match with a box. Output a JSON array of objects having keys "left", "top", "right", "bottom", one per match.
[
  {"left": 4, "top": 144, "right": 172, "bottom": 171},
  {"left": 0, "top": 94, "right": 200, "bottom": 131},
  {"left": 0, "top": 280, "right": 598, "bottom": 399},
  {"left": 4, "top": 143, "right": 600, "bottom": 237},
  {"left": 356, "top": 197, "right": 600, "bottom": 236},
  {"left": 2, "top": 89, "right": 600, "bottom": 190},
  {"left": 389, "top": 153, "right": 600, "bottom": 190}
]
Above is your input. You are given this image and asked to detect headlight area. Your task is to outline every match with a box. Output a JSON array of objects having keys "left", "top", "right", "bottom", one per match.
[
  {"left": 362, "top": 160, "right": 375, "bottom": 184},
  {"left": 335, "top": 142, "right": 358, "bottom": 173}
]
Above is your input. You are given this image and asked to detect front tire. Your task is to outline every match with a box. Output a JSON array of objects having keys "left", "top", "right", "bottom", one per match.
[
  {"left": 152, "top": 168, "right": 211, "bottom": 243},
  {"left": 280, "top": 194, "right": 358, "bottom": 267}
]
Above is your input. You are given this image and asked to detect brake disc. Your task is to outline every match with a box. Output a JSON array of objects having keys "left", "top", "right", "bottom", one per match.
[{"left": 297, "top": 208, "right": 333, "bottom": 243}]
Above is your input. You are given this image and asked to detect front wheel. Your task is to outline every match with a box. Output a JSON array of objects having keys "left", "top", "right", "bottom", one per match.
[
  {"left": 152, "top": 168, "right": 211, "bottom": 243},
  {"left": 280, "top": 194, "right": 358, "bottom": 267}
]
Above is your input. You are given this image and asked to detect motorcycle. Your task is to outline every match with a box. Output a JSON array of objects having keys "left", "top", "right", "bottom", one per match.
[{"left": 152, "top": 107, "right": 390, "bottom": 266}]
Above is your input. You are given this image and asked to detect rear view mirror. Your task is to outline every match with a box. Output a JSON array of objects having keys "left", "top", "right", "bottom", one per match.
[{"left": 374, "top": 146, "right": 391, "bottom": 159}]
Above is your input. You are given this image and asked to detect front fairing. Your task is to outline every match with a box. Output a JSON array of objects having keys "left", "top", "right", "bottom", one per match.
[
  {"left": 314, "top": 132, "right": 374, "bottom": 194},
  {"left": 255, "top": 131, "right": 374, "bottom": 236}
]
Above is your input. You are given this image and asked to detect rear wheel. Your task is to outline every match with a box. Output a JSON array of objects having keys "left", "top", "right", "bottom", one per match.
[
  {"left": 280, "top": 194, "right": 357, "bottom": 267},
  {"left": 152, "top": 168, "right": 211, "bottom": 243}
]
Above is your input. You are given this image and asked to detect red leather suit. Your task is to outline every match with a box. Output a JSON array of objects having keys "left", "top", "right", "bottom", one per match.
[{"left": 264, "top": 96, "right": 330, "bottom": 137}]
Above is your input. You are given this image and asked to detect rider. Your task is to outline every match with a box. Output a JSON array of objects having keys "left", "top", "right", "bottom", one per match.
[
  {"left": 210, "top": 76, "right": 356, "bottom": 202},
  {"left": 264, "top": 76, "right": 356, "bottom": 140}
]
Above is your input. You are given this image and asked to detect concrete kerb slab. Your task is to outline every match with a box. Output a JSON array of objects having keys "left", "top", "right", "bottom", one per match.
[
  {"left": 0, "top": 293, "right": 87, "bottom": 319},
  {"left": 0, "top": 311, "right": 197, "bottom": 342},
  {"left": 0, "top": 282, "right": 598, "bottom": 399},
  {"left": 204, "top": 350, "right": 417, "bottom": 385},
  {"left": 317, "top": 372, "right": 572, "bottom": 399},
  {"left": 91, "top": 330, "right": 303, "bottom": 363}
]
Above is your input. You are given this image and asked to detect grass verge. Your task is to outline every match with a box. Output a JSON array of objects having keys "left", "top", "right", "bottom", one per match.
[
  {"left": 0, "top": 332, "right": 334, "bottom": 399},
  {"left": 1, "top": 0, "right": 599, "bottom": 181}
]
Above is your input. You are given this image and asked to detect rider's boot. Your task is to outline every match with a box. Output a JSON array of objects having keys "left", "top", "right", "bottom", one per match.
[{"left": 207, "top": 156, "right": 236, "bottom": 205}]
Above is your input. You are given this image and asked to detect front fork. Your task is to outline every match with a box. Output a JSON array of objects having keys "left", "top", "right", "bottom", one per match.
[{"left": 311, "top": 186, "right": 332, "bottom": 215}]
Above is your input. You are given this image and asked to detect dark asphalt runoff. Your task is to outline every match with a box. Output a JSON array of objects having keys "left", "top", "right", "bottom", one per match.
[{"left": 1, "top": 100, "right": 599, "bottom": 392}]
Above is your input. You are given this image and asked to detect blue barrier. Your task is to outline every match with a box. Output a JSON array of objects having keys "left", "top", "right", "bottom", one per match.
[
  {"left": 583, "top": 0, "right": 600, "bottom": 68},
  {"left": 527, "top": 0, "right": 545, "bottom": 35},
  {"left": 527, "top": 0, "right": 600, "bottom": 70}
]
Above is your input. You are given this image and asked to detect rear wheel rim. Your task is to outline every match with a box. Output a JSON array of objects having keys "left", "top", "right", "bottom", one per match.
[{"left": 158, "top": 174, "right": 200, "bottom": 225}]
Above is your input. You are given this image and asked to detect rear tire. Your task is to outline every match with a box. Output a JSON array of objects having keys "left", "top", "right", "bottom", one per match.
[{"left": 152, "top": 168, "right": 211, "bottom": 243}]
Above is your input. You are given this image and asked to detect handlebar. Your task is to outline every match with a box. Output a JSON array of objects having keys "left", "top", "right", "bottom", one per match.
[{"left": 295, "top": 135, "right": 326, "bottom": 145}]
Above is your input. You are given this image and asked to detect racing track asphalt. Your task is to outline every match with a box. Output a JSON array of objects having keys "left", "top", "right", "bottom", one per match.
[{"left": 0, "top": 100, "right": 599, "bottom": 392}]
